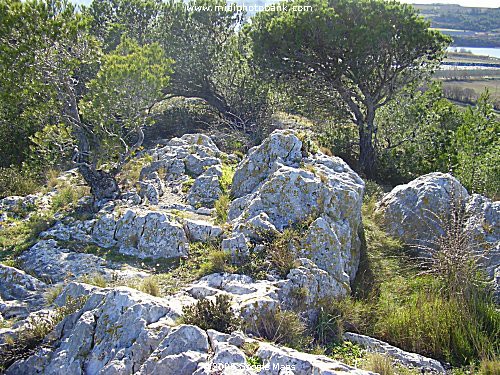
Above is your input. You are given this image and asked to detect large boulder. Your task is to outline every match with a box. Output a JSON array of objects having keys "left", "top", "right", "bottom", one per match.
[
  {"left": 256, "top": 342, "right": 372, "bottom": 375},
  {"left": 375, "top": 173, "right": 468, "bottom": 247},
  {"left": 231, "top": 130, "right": 303, "bottom": 198},
  {"left": 343, "top": 332, "right": 445, "bottom": 373},
  {"left": 92, "top": 208, "right": 189, "bottom": 259},
  {"left": 0, "top": 265, "right": 47, "bottom": 319},
  {"left": 376, "top": 173, "right": 499, "bottom": 299},
  {"left": 5, "top": 284, "right": 193, "bottom": 375},
  {"left": 226, "top": 130, "right": 364, "bottom": 300},
  {"left": 187, "top": 165, "right": 223, "bottom": 208},
  {"left": 18, "top": 239, "right": 109, "bottom": 283}
]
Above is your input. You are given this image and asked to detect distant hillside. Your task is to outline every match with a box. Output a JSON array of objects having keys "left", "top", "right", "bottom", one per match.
[{"left": 414, "top": 4, "right": 500, "bottom": 47}]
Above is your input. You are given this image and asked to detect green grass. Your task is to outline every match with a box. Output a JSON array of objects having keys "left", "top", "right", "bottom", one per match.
[
  {"left": 181, "top": 177, "right": 195, "bottom": 193},
  {"left": 362, "top": 353, "right": 394, "bottom": 375},
  {"left": 220, "top": 164, "right": 235, "bottom": 194},
  {"left": 328, "top": 199, "right": 500, "bottom": 368},
  {"left": 0, "top": 213, "right": 54, "bottom": 262},
  {"left": 1, "top": 181, "right": 89, "bottom": 264},
  {"left": 213, "top": 194, "right": 230, "bottom": 224},
  {"left": 136, "top": 276, "right": 161, "bottom": 297},
  {"left": 246, "top": 305, "right": 311, "bottom": 350},
  {"left": 117, "top": 153, "right": 153, "bottom": 190},
  {"left": 211, "top": 163, "right": 236, "bottom": 224},
  {"left": 0, "top": 167, "right": 41, "bottom": 198},
  {"left": 80, "top": 273, "right": 108, "bottom": 288}
]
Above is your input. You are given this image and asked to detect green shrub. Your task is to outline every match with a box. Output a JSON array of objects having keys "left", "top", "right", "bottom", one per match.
[
  {"left": 363, "top": 180, "right": 385, "bottom": 202},
  {"left": 138, "top": 276, "right": 161, "bottom": 297},
  {"left": 117, "top": 154, "right": 153, "bottom": 190},
  {"left": 214, "top": 194, "right": 230, "bottom": 224},
  {"left": 245, "top": 305, "right": 310, "bottom": 349},
  {"left": 181, "top": 294, "right": 240, "bottom": 333},
  {"left": 80, "top": 273, "right": 108, "bottom": 288},
  {"left": 0, "top": 212, "right": 54, "bottom": 259},
  {"left": 314, "top": 297, "right": 373, "bottom": 346},
  {"left": 363, "top": 353, "right": 394, "bottom": 375},
  {"left": 374, "top": 276, "right": 499, "bottom": 366},
  {"left": 220, "top": 164, "right": 235, "bottom": 194},
  {"left": 199, "top": 248, "right": 234, "bottom": 276},
  {"left": 314, "top": 303, "right": 343, "bottom": 346},
  {"left": 0, "top": 167, "right": 41, "bottom": 198},
  {"left": 50, "top": 184, "right": 85, "bottom": 212},
  {"left": 181, "top": 177, "right": 195, "bottom": 193},
  {"left": 329, "top": 341, "right": 366, "bottom": 367},
  {"left": 333, "top": 199, "right": 499, "bottom": 367},
  {"left": 267, "top": 228, "right": 299, "bottom": 278},
  {"left": 46, "top": 169, "right": 61, "bottom": 189}
]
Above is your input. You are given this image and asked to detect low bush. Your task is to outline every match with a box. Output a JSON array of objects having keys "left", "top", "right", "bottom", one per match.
[
  {"left": 181, "top": 294, "right": 240, "bottom": 334},
  {"left": 50, "top": 183, "right": 87, "bottom": 212},
  {"left": 245, "top": 305, "right": 311, "bottom": 349},
  {"left": 362, "top": 353, "right": 394, "bottom": 375},
  {"left": 214, "top": 194, "right": 231, "bottom": 224},
  {"left": 329, "top": 341, "right": 366, "bottom": 367},
  {"left": 266, "top": 228, "right": 300, "bottom": 278},
  {"left": 220, "top": 164, "right": 235, "bottom": 194},
  {"left": 0, "top": 167, "right": 41, "bottom": 198},
  {"left": 138, "top": 276, "right": 161, "bottom": 297},
  {"left": 199, "top": 247, "right": 234, "bottom": 276}
]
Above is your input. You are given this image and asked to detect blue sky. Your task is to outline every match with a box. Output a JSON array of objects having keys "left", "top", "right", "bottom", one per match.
[{"left": 72, "top": 0, "right": 499, "bottom": 8}]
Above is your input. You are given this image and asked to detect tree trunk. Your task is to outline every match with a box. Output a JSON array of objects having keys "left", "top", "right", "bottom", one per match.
[
  {"left": 357, "top": 104, "right": 377, "bottom": 179},
  {"left": 63, "top": 81, "right": 120, "bottom": 201},
  {"left": 78, "top": 165, "right": 120, "bottom": 201},
  {"left": 358, "top": 126, "right": 377, "bottom": 179}
]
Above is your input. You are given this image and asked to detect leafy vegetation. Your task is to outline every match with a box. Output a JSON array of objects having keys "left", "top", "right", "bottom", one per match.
[
  {"left": 250, "top": 0, "right": 450, "bottom": 177},
  {"left": 321, "top": 200, "right": 500, "bottom": 367},
  {"left": 213, "top": 194, "right": 231, "bottom": 224},
  {"left": 245, "top": 305, "right": 311, "bottom": 350},
  {"left": 0, "top": 0, "right": 498, "bottom": 372},
  {"left": 181, "top": 294, "right": 240, "bottom": 333},
  {"left": 0, "top": 181, "right": 89, "bottom": 263}
]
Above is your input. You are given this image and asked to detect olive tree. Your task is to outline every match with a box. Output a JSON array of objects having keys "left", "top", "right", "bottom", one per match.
[
  {"left": 63, "top": 37, "right": 172, "bottom": 200},
  {"left": 250, "top": 0, "right": 450, "bottom": 177}
]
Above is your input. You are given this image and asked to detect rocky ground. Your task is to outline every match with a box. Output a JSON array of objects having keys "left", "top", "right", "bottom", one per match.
[{"left": 0, "top": 130, "right": 498, "bottom": 374}]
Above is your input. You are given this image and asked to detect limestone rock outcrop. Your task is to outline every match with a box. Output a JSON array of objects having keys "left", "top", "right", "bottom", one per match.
[
  {"left": 5, "top": 283, "right": 374, "bottom": 375},
  {"left": 93, "top": 208, "right": 189, "bottom": 259},
  {"left": 343, "top": 332, "right": 446, "bottom": 373},
  {"left": 227, "top": 130, "right": 365, "bottom": 301},
  {"left": 0, "top": 265, "right": 47, "bottom": 319}
]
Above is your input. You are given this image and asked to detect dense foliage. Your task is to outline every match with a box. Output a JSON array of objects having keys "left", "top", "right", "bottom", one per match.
[
  {"left": 0, "top": 0, "right": 499, "bottom": 371},
  {"left": 249, "top": 0, "right": 450, "bottom": 177},
  {"left": 2, "top": 0, "right": 497, "bottom": 200}
]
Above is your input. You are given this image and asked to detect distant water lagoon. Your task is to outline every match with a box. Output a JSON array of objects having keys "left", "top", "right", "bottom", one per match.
[{"left": 447, "top": 47, "right": 500, "bottom": 59}]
